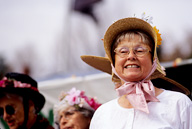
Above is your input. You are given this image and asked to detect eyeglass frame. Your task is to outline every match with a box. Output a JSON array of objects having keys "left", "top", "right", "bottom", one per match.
[{"left": 114, "top": 46, "right": 152, "bottom": 58}]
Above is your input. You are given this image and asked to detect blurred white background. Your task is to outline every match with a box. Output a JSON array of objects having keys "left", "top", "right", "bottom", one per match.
[
  {"left": 1, "top": 0, "right": 192, "bottom": 128},
  {"left": 0, "top": 0, "right": 192, "bottom": 80}
]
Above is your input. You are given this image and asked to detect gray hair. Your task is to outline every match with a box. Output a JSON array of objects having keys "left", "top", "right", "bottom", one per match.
[
  {"left": 111, "top": 30, "right": 154, "bottom": 64},
  {"left": 53, "top": 102, "right": 94, "bottom": 129}
]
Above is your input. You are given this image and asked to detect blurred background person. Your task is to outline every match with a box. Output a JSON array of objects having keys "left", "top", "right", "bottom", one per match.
[
  {"left": 53, "top": 87, "right": 101, "bottom": 129},
  {"left": 0, "top": 72, "right": 54, "bottom": 129}
]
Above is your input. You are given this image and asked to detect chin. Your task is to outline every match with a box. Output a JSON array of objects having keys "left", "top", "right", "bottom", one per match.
[{"left": 123, "top": 76, "right": 143, "bottom": 82}]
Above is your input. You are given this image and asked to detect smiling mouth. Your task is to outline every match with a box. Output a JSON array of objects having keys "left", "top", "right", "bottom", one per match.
[
  {"left": 125, "top": 65, "right": 139, "bottom": 68},
  {"left": 7, "top": 120, "right": 15, "bottom": 126},
  {"left": 65, "top": 127, "right": 74, "bottom": 129},
  {"left": 62, "top": 126, "right": 74, "bottom": 129}
]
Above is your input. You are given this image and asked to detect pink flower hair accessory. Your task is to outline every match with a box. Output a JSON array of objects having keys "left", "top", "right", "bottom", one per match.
[
  {"left": 59, "top": 87, "right": 101, "bottom": 111},
  {"left": 0, "top": 77, "right": 38, "bottom": 91}
]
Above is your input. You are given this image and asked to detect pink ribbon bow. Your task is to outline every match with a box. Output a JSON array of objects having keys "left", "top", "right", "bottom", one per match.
[{"left": 112, "top": 59, "right": 159, "bottom": 113}]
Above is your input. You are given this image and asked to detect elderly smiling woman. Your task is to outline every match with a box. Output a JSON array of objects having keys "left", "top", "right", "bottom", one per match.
[
  {"left": 53, "top": 87, "right": 101, "bottom": 129},
  {"left": 0, "top": 72, "right": 54, "bottom": 129},
  {"left": 81, "top": 16, "right": 192, "bottom": 129}
]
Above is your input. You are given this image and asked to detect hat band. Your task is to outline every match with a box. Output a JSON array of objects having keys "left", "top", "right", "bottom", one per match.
[{"left": 0, "top": 77, "right": 38, "bottom": 92}]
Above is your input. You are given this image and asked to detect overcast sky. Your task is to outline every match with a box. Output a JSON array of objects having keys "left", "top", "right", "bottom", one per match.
[{"left": 0, "top": 0, "right": 192, "bottom": 79}]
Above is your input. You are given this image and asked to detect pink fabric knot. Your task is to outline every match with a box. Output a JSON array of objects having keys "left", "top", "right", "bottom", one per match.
[
  {"left": 112, "top": 58, "right": 160, "bottom": 113},
  {"left": 116, "top": 80, "right": 159, "bottom": 113}
]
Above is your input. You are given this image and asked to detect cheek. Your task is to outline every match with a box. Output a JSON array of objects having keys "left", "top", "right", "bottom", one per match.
[
  {"left": 72, "top": 114, "right": 90, "bottom": 128},
  {"left": 141, "top": 58, "right": 153, "bottom": 73},
  {"left": 13, "top": 102, "right": 24, "bottom": 123},
  {"left": 16, "top": 108, "right": 25, "bottom": 124},
  {"left": 114, "top": 55, "right": 125, "bottom": 66},
  {"left": 114, "top": 55, "right": 128, "bottom": 74}
]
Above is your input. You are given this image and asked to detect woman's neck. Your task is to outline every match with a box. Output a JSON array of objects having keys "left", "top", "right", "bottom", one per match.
[
  {"left": 154, "top": 87, "right": 164, "bottom": 97},
  {"left": 118, "top": 95, "right": 133, "bottom": 108}
]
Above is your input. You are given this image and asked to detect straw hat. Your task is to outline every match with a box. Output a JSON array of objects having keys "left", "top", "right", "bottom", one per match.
[
  {"left": 104, "top": 17, "right": 165, "bottom": 80},
  {"left": 81, "top": 55, "right": 190, "bottom": 95},
  {"left": 81, "top": 17, "right": 190, "bottom": 95}
]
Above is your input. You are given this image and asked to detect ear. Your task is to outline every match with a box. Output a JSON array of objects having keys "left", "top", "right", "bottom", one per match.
[
  {"left": 29, "top": 100, "right": 35, "bottom": 106},
  {"left": 28, "top": 100, "right": 36, "bottom": 114}
]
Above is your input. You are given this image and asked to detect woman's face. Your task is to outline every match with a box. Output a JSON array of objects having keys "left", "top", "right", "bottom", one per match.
[
  {"left": 59, "top": 106, "right": 90, "bottom": 129},
  {"left": 0, "top": 93, "right": 24, "bottom": 129},
  {"left": 114, "top": 34, "right": 152, "bottom": 82}
]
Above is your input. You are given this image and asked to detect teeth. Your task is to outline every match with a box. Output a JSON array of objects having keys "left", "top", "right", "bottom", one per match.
[{"left": 126, "top": 65, "right": 138, "bottom": 68}]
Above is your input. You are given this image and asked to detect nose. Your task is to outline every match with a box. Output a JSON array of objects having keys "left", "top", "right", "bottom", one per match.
[
  {"left": 3, "top": 110, "right": 11, "bottom": 120},
  {"left": 60, "top": 116, "right": 68, "bottom": 126},
  {"left": 127, "top": 49, "right": 136, "bottom": 60}
]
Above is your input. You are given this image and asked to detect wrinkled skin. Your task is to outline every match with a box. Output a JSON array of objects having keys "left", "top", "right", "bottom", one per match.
[
  {"left": 114, "top": 34, "right": 152, "bottom": 83},
  {"left": 59, "top": 106, "right": 91, "bottom": 129},
  {"left": 0, "top": 93, "right": 24, "bottom": 129}
]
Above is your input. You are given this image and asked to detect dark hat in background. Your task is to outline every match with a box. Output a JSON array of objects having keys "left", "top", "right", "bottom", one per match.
[{"left": 0, "top": 72, "right": 45, "bottom": 113}]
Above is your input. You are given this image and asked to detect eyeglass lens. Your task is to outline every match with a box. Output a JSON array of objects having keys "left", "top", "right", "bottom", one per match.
[
  {"left": 0, "top": 105, "right": 15, "bottom": 118},
  {"left": 115, "top": 46, "right": 149, "bottom": 57}
]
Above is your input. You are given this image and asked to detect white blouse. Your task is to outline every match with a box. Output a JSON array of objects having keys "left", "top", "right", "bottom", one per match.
[{"left": 90, "top": 90, "right": 192, "bottom": 129}]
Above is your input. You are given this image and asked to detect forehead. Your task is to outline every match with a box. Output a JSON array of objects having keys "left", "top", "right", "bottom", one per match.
[
  {"left": 117, "top": 35, "right": 149, "bottom": 46},
  {"left": 59, "top": 106, "right": 87, "bottom": 120},
  {"left": 59, "top": 106, "right": 76, "bottom": 114},
  {"left": 117, "top": 31, "right": 151, "bottom": 44},
  {"left": 0, "top": 93, "right": 23, "bottom": 106},
  {"left": 113, "top": 31, "right": 154, "bottom": 53}
]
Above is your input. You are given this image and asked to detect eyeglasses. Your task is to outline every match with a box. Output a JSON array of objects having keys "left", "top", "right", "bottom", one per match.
[
  {"left": 0, "top": 105, "right": 15, "bottom": 118},
  {"left": 114, "top": 46, "right": 151, "bottom": 58}
]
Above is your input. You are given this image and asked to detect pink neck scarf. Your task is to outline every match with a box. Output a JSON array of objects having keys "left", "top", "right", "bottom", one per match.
[{"left": 112, "top": 59, "right": 159, "bottom": 113}]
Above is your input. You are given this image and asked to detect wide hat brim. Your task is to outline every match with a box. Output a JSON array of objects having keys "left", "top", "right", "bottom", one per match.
[
  {"left": 104, "top": 17, "right": 165, "bottom": 80},
  {"left": 0, "top": 88, "right": 45, "bottom": 113},
  {"left": 81, "top": 55, "right": 190, "bottom": 95}
]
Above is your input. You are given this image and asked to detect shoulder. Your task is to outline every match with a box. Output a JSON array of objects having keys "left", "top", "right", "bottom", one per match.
[
  {"left": 31, "top": 115, "right": 54, "bottom": 129},
  {"left": 91, "top": 98, "right": 119, "bottom": 120},
  {"left": 94, "top": 98, "right": 118, "bottom": 113},
  {"left": 90, "top": 98, "right": 128, "bottom": 129},
  {"left": 158, "top": 90, "right": 192, "bottom": 107}
]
